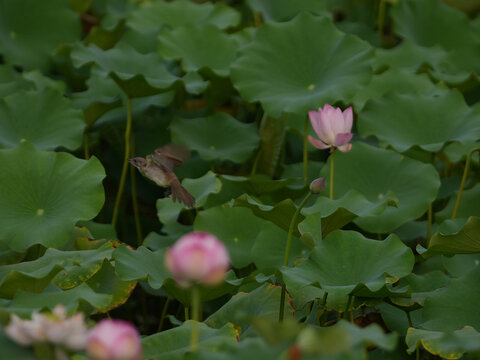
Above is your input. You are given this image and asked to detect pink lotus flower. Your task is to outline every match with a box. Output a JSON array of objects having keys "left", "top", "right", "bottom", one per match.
[
  {"left": 308, "top": 104, "right": 353, "bottom": 152},
  {"left": 165, "top": 231, "right": 230, "bottom": 287},
  {"left": 87, "top": 319, "right": 142, "bottom": 360}
]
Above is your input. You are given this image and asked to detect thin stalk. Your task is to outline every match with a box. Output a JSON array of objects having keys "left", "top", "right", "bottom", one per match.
[
  {"left": 158, "top": 296, "right": 171, "bottom": 332},
  {"left": 319, "top": 292, "right": 328, "bottom": 325},
  {"left": 329, "top": 149, "right": 335, "bottom": 200},
  {"left": 303, "top": 116, "right": 309, "bottom": 185},
  {"left": 184, "top": 306, "right": 189, "bottom": 321},
  {"left": 112, "top": 97, "right": 133, "bottom": 227},
  {"left": 377, "top": 0, "right": 387, "bottom": 43},
  {"left": 190, "top": 286, "right": 201, "bottom": 352},
  {"left": 279, "top": 191, "right": 313, "bottom": 321},
  {"left": 452, "top": 148, "right": 480, "bottom": 220},
  {"left": 344, "top": 294, "right": 353, "bottom": 321},
  {"left": 130, "top": 137, "right": 143, "bottom": 246}
]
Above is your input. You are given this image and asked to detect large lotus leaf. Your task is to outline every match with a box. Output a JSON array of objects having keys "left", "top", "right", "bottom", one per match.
[
  {"left": 127, "top": 0, "right": 240, "bottom": 33},
  {"left": 113, "top": 245, "right": 168, "bottom": 289},
  {"left": 206, "top": 284, "right": 294, "bottom": 337},
  {"left": 231, "top": 13, "right": 373, "bottom": 117},
  {"left": 170, "top": 113, "right": 260, "bottom": 163},
  {"left": 352, "top": 69, "right": 440, "bottom": 111},
  {"left": 358, "top": 90, "right": 480, "bottom": 153},
  {"left": 86, "top": 260, "right": 136, "bottom": 313},
  {"left": 319, "top": 142, "right": 440, "bottom": 233},
  {"left": 194, "top": 206, "right": 304, "bottom": 270},
  {"left": 0, "top": 244, "right": 113, "bottom": 298},
  {"left": 442, "top": 253, "right": 480, "bottom": 277},
  {"left": 71, "top": 43, "right": 181, "bottom": 98},
  {"left": 158, "top": 25, "right": 238, "bottom": 77},
  {"left": 219, "top": 175, "right": 296, "bottom": 196},
  {"left": 72, "top": 74, "right": 123, "bottom": 126},
  {"left": 157, "top": 171, "right": 222, "bottom": 224},
  {"left": 421, "top": 266, "right": 480, "bottom": 331},
  {"left": 391, "top": 0, "right": 480, "bottom": 79},
  {"left": 0, "top": 0, "right": 81, "bottom": 71},
  {"left": 436, "top": 184, "right": 480, "bottom": 222},
  {"left": 2, "top": 283, "right": 111, "bottom": 318},
  {"left": 302, "top": 189, "right": 396, "bottom": 238},
  {"left": 390, "top": 271, "right": 449, "bottom": 308},
  {"left": 0, "top": 143, "right": 106, "bottom": 252},
  {"left": 0, "top": 89, "right": 84, "bottom": 150},
  {"left": 142, "top": 322, "right": 237, "bottom": 360},
  {"left": 281, "top": 231, "right": 414, "bottom": 309},
  {"left": 246, "top": 0, "right": 328, "bottom": 22},
  {"left": 406, "top": 327, "right": 480, "bottom": 359},
  {"left": 0, "top": 64, "right": 32, "bottom": 98},
  {"left": 426, "top": 217, "right": 480, "bottom": 256}
]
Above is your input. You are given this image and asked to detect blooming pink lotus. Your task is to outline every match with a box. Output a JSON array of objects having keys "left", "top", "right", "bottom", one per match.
[
  {"left": 308, "top": 104, "right": 353, "bottom": 152},
  {"left": 165, "top": 231, "right": 230, "bottom": 287},
  {"left": 87, "top": 319, "right": 142, "bottom": 360}
]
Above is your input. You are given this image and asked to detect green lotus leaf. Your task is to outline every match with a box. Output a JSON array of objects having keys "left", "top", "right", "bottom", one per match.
[
  {"left": 157, "top": 171, "right": 222, "bottom": 224},
  {"left": 319, "top": 142, "right": 440, "bottom": 233},
  {"left": 442, "top": 253, "right": 480, "bottom": 277},
  {"left": 391, "top": 0, "right": 480, "bottom": 81},
  {"left": 127, "top": 0, "right": 240, "bottom": 33},
  {"left": 170, "top": 113, "right": 260, "bottom": 163},
  {"left": 113, "top": 245, "right": 168, "bottom": 289},
  {"left": 158, "top": 25, "right": 238, "bottom": 77},
  {"left": 281, "top": 230, "right": 414, "bottom": 309},
  {"left": 390, "top": 271, "right": 450, "bottom": 308},
  {"left": 0, "top": 143, "right": 106, "bottom": 252},
  {"left": 443, "top": 140, "right": 480, "bottom": 163},
  {"left": 246, "top": 0, "right": 328, "bottom": 22},
  {"left": 0, "top": 89, "right": 84, "bottom": 150},
  {"left": 21, "top": 70, "right": 66, "bottom": 94},
  {"left": 0, "top": 64, "right": 33, "bottom": 98},
  {"left": 302, "top": 189, "right": 396, "bottom": 238},
  {"left": 231, "top": 13, "right": 373, "bottom": 117},
  {"left": 406, "top": 327, "right": 480, "bottom": 359},
  {"left": 421, "top": 266, "right": 480, "bottom": 331},
  {"left": 0, "top": 0, "right": 81, "bottom": 71},
  {"left": 0, "top": 244, "right": 113, "bottom": 298},
  {"left": 86, "top": 260, "right": 136, "bottom": 313},
  {"left": 142, "top": 322, "right": 237, "bottom": 360},
  {"left": 70, "top": 43, "right": 181, "bottom": 98},
  {"left": 436, "top": 184, "right": 480, "bottom": 222},
  {"left": 358, "top": 90, "right": 480, "bottom": 153},
  {"left": 205, "top": 284, "right": 293, "bottom": 337},
  {"left": 352, "top": 69, "right": 440, "bottom": 111},
  {"left": 427, "top": 217, "right": 480, "bottom": 255},
  {"left": 2, "top": 283, "right": 111, "bottom": 318}
]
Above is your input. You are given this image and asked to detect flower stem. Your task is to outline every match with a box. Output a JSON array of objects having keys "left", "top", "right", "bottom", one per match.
[
  {"left": 84, "top": 127, "right": 90, "bottom": 160},
  {"left": 279, "top": 191, "right": 313, "bottom": 321},
  {"left": 452, "top": 148, "right": 480, "bottom": 220},
  {"left": 427, "top": 204, "right": 432, "bottom": 244},
  {"left": 112, "top": 97, "right": 133, "bottom": 227},
  {"left": 158, "top": 296, "right": 171, "bottom": 332},
  {"left": 190, "top": 286, "right": 201, "bottom": 352},
  {"left": 329, "top": 149, "right": 335, "bottom": 200},
  {"left": 130, "top": 136, "right": 143, "bottom": 246},
  {"left": 303, "top": 116, "right": 309, "bottom": 185}
]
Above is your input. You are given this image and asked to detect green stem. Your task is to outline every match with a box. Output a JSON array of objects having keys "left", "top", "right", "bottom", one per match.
[
  {"left": 344, "top": 294, "right": 353, "bottom": 321},
  {"left": 130, "top": 137, "right": 143, "bottom": 246},
  {"left": 84, "top": 128, "right": 90, "bottom": 160},
  {"left": 452, "top": 148, "right": 480, "bottom": 220},
  {"left": 329, "top": 149, "right": 335, "bottom": 200},
  {"left": 319, "top": 292, "right": 328, "bottom": 325},
  {"left": 184, "top": 306, "right": 189, "bottom": 321},
  {"left": 112, "top": 97, "right": 133, "bottom": 227},
  {"left": 279, "top": 191, "right": 313, "bottom": 321},
  {"left": 158, "top": 296, "right": 171, "bottom": 332},
  {"left": 190, "top": 286, "right": 201, "bottom": 352},
  {"left": 377, "top": 0, "right": 387, "bottom": 43},
  {"left": 303, "top": 116, "right": 309, "bottom": 185}
]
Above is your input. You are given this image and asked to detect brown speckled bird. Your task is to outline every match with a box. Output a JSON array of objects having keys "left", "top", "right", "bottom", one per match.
[{"left": 128, "top": 144, "right": 195, "bottom": 208}]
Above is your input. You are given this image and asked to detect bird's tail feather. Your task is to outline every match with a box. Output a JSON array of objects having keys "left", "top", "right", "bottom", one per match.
[{"left": 170, "top": 178, "right": 195, "bottom": 208}]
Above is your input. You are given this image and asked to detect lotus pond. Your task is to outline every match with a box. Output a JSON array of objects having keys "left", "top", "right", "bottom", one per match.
[{"left": 1, "top": 0, "right": 480, "bottom": 359}]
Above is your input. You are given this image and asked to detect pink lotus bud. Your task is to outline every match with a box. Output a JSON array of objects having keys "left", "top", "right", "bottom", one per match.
[
  {"left": 87, "top": 319, "right": 142, "bottom": 360},
  {"left": 165, "top": 231, "right": 230, "bottom": 287},
  {"left": 308, "top": 104, "right": 354, "bottom": 152},
  {"left": 309, "top": 177, "right": 326, "bottom": 194}
]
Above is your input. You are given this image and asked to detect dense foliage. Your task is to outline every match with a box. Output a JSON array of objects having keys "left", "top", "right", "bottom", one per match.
[{"left": 1, "top": 0, "right": 480, "bottom": 359}]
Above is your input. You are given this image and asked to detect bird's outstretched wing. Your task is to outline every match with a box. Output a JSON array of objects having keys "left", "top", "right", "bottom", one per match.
[
  {"left": 170, "top": 177, "right": 195, "bottom": 208},
  {"left": 152, "top": 144, "right": 190, "bottom": 171}
]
